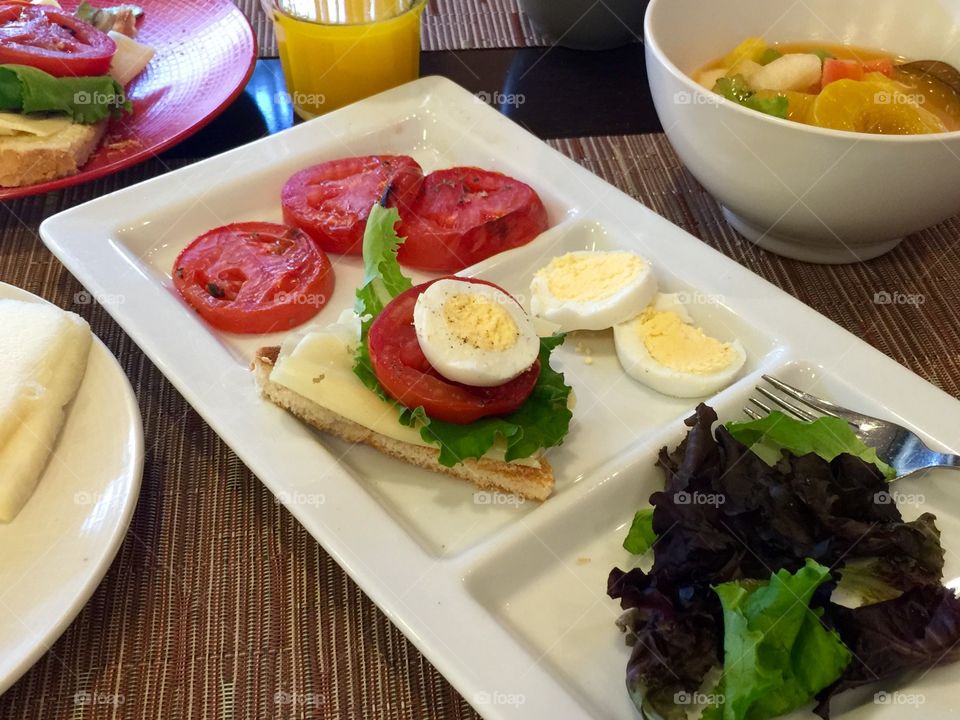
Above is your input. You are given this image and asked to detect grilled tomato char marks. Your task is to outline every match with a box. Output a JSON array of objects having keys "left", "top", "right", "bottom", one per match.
[
  {"left": 0, "top": 4, "right": 117, "bottom": 77},
  {"left": 367, "top": 278, "right": 541, "bottom": 424},
  {"left": 397, "top": 167, "right": 548, "bottom": 272},
  {"left": 281, "top": 154, "right": 423, "bottom": 255},
  {"left": 173, "top": 222, "right": 335, "bottom": 334}
]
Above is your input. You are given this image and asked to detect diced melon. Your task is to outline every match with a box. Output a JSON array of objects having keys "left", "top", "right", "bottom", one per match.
[
  {"left": 727, "top": 59, "right": 764, "bottom": 84},
  {"left": 752, "top": 54, "right": 823, "bottom": 92}
]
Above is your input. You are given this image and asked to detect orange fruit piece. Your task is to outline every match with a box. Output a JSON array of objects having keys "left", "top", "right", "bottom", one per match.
[
  {"left": 783, "top": 91, "right": 816, "bottom": 124},
  {"left": 810, "top": 76, "right": 945, "bottom": 134}
]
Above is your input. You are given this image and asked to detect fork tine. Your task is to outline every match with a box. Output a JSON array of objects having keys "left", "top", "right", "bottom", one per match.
[
  {"left": 762, "top": 375, "right": 840, "bottom": 417},
  {"left": 743, "top": 406, "right": 762, "bottom": 420},
  {"left": 749, "top": 397, "right": 773, "bottom": 414},
  {"left": 761, "top": 375, "right": 865, "bottom": 428},
  {"left": 755, "top": 386, "right": 818, "bottom": 422}
]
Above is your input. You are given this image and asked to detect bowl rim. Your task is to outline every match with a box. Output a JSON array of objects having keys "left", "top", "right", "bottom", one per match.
[{"left": 643, "top": 0, "right": 960, "bottom": 144}]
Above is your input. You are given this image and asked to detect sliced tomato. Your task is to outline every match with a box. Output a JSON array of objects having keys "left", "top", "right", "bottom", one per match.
[
  {"left": 396, "top": 167, "right": 548, "bottom": 273},
  {"left": 281, "top": 155, "right": 423, "bottom": 256},
  {"left": 173, "top": 222, "right": 335, "bottom": 334},
  {"left": 367, "top": 278, "right": 539, "bottom": 424},
  {"left": 0, "top": 4, "right": 116, "bottom": 77},
  {"left": 821, "top": 58, "right": 865, "bottom": 88}
]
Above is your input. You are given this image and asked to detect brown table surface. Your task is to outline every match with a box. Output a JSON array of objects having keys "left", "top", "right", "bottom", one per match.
[{"left": 1, "top": 2, "right": 959, "bottom": 719}]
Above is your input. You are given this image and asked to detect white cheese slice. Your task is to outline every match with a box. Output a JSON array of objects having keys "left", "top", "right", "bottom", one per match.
[
  {"left": 0, "top": 111, "right": 73, "bottom": 138},
  {"left": 270, "top": 327, "right": 541, "bottom": 467},
  {"left": 0, "top": 300, "right": 91, "bottom": 522},
  {"left": 272, "top": 330, "right": 426, "bottom": 446},
  {"left": 0, "top": 301, "right": 82, "bottom": 447}
]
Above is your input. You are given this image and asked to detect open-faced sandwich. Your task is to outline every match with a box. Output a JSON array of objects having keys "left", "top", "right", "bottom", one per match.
[
  {"left": 0, "top": 0, "right": 155, "bottom": 187},
  {"left": 252, "top": 202, "right": 574, "bottom": 501}
]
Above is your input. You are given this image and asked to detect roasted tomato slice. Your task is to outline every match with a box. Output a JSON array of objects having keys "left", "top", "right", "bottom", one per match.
[
  {"left": 281, "top": 155, "right": 423, "bottom": 256},
  {"left": 173, "top": 222, "right": 335, "bottom": 334},
  {"left": 396, "top": 167, "right": 548, "bottom": 273},
  {"left": 0, "top": 4, "right": 117, "bottom": 77},
  {"left": 367, "top": 278, "right": 539, "bottom": 424}
]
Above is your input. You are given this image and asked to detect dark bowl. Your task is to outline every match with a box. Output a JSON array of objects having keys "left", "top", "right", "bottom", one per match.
[{"left": 520, "top": 0, "right": 646, "bottom": 50}]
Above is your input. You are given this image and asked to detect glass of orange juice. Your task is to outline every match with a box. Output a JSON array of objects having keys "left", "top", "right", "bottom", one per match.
[{"left": 270, "top": 0, "right": 427, "bottom": 120}]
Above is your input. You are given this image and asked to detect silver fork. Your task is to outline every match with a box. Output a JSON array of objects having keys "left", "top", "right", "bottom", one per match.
[{"left": 744, "top": 374, "right": 960, "bottom": 479}]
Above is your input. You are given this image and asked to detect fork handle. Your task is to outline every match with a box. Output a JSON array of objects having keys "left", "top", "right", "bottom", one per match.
[{"left": 927, "top": 454, "right": 960, "bottom": 471}]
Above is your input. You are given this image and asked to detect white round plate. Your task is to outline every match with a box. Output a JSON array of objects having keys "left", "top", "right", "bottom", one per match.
[{"left": 0, "top": 283, "right": 144, "bottom": 695}]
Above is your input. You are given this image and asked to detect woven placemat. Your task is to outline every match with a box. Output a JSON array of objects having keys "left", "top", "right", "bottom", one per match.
[
  {"left": 234, "top": 0, "right": 551, "bottom": 57},
  {"left": 0, "top": 134, "right": 957, "bottom": 720}
]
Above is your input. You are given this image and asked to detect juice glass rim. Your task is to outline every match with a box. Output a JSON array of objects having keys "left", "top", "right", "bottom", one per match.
[{"left": 271, "top": 0, "right": 427, "bottom": 27}]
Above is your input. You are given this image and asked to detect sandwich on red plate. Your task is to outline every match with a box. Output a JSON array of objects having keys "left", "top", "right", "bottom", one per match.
[{"left": 0, "top": 0, "right": 155, "bottom": 187}]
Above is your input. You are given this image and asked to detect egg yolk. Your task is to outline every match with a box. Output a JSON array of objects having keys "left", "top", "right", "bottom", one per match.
[
  {"left": 636, "top": 308, "right": 736, "bottom": 374},
  {"left": 442, "top": 293, "right": 519, "bottom": 352},
  {"left": 538, "top": 252, "right": 645, "bottom": 302}
]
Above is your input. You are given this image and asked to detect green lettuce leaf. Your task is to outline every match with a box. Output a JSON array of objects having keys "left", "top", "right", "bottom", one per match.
[
  {"left": 724, "top": 411, "right": 896, "bottom": 480},
  {"left": 0, "top": 64, "right": 130, "bottom": 123},
  {"left": 352, "top": 203, "right": 412, "bottom": 398},
  {"left": 354, "top": 203, "right": 412, "bottom": 323},
  {"left": 623, "top": 508, "right": 656, "bottom": 554},
  {"left": 706, "top": 559, "right": 852, "bottom": 720},
  {"left": 404, "top": 335, "right": 572, "bottom": 466},
  {"left": 351, "top": 202, "right": 573, "bottom": 466}
]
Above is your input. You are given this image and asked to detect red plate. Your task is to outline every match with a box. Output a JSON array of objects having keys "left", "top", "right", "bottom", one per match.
[{"left": 0, "top": 0, "right": 257, "bottom": 200}]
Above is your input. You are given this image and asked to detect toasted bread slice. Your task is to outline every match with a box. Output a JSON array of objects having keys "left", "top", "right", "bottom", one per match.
[
  {"left": 252, "top": 346, "right": 554, "bottom": 501},
  {"left": 0, "top": 120, "right": 107, "bottom": 188}
]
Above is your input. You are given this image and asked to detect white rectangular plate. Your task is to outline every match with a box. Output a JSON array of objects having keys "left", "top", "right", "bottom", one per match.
[{"left": 41, "top": 77, "right": 960, "bottom": 719}]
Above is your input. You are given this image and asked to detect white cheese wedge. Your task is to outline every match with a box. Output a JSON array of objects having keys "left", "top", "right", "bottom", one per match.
[
  {"left": 270, "top": 321, "right": 540, "bottom": 467},
  {"left": 0, "top": 300, "right": 92, "bottom": 522},
  {"left": 108, "top": 31, "right": 156, "bottom": 86},
  {"left": 0, "top": 111, "right": 73, "bottom": 138}
]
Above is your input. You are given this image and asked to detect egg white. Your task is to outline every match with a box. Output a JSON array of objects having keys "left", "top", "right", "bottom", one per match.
[
  {"left": 529, "top": 251, "right": 658, "bottom": 332},
  {"left": 414, "top": 279, "right": 540, "bottom": 388},
  {"left": 613, "top": 294, "right": 747, "bottom": 398}
]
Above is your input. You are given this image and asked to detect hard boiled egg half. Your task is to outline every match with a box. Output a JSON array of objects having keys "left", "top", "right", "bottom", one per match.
[
  {"left": 613, "top": 294, "right": 746, "bottom": 398},
  {"left": 414, "top": 278, "right": 540, "bottom": 387},
  {"left": 529, "top": 250, "right": 657, "bottom": 331}
]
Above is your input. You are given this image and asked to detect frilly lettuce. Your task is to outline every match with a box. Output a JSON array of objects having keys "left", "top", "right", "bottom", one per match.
[{"left": 725, "top": 410, "right": 896, "bottom": 480}]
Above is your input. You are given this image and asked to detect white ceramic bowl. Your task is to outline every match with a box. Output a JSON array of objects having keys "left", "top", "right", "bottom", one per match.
[{"left": 644, "top": 0, "right": 960, "bottom": 263}]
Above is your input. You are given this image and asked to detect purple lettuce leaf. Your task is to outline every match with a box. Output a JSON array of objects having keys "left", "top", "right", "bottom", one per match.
[{"left": 815, "top": 585, "right": 960, "bottom": 718}]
